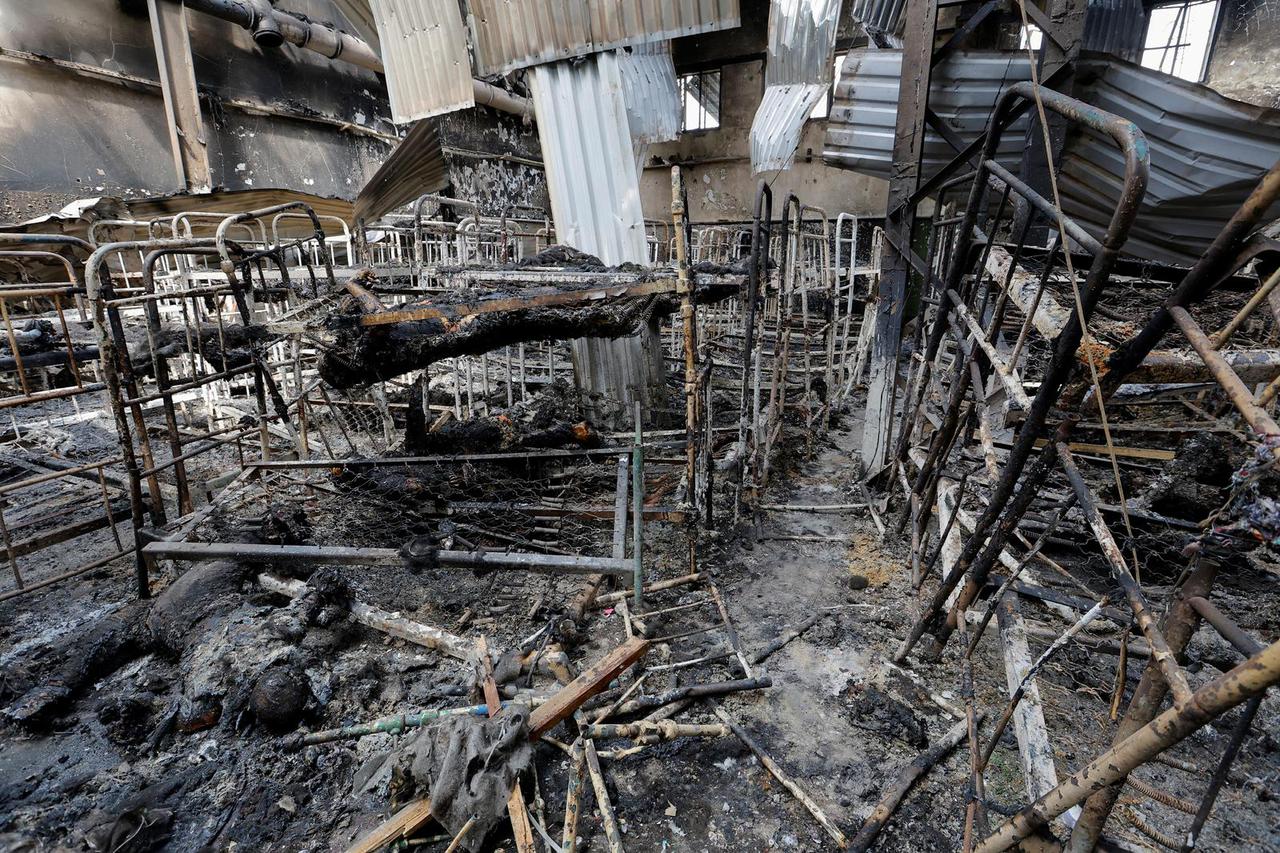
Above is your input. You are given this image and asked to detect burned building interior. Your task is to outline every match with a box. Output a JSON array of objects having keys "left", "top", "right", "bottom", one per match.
[{"left": 1, "top": 0, "right": 1280, "bottom": 850}]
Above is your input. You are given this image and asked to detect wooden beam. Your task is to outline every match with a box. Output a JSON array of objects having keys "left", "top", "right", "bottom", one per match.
[
  {"left": 528, "top": 637, "right": 650, "bottom": 739},
  {"left": 994, "top": 594, "right": 1060, "bottom": 805},
  {"left": 146, "top": 0, "right": 211, "bottom": 192},
  {"left": 344, "top": 799, "right": 434, "bottom": 853},
  {"left": 357, "top": 278, "right": 682, "bottom": 327}
]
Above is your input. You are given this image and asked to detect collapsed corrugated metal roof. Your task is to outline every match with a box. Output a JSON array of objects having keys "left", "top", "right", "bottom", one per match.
[
  {"left": 850, "top": 0, "right": 1146, "bottom": 56},
  {"left": 528, "top": 53, "right": 647, "bottom": 265},
  {"left": 823, "top": 49, "right": 1033, "bottom": 182},
  {"left": 824, "top": 49, "right": 1280, "bottom": 264},
  {"left": 369, "top": 0, "right": 475, "bottom": 123},
  {"left": 750, "top": 0, "right": 841, "bottom": 172},
  {"left": 618, "top": 42, "right": 681, "bottom": 145},
  {"left": 1063, "top": 55, "right": 1280, "bottom": 264},
  {"left": 467, "top": 0, "right": 741, "bottom": 77},
  {"left": 353, "top": 120, "right": 448, "bottom": 223},
  {"left": 1082, "top": 0, "right": 1146, "bottom": 63}
]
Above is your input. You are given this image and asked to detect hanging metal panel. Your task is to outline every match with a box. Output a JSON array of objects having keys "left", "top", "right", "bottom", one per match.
[
  {"left": 823, "top": 49, "right": 1033, "bottom": 183},
  {"left": 370, "top": 0, "right": 475, "bottom": 123},
  {"left": 766, "top": 0, "right": 843, "bottom": 86},
  {"left": 1082, "top": 0, "right": 1146, "bottom": 62},
  {"left": 354, "top": 120, "right": 449, "bottom": 223},
  {"left": 750, "top": 83, "right": 828, "bottom": 172},
  {"left": 469, "top": 0, "right": 740, "bottom": 77},
  {"left": 848, "top": 0, "right": 908, "bottom": 40},
  {"left": 750, "top": 0, "right": 841, "bottom": 171},
  {"left": 618, "top": 42, "right": 681, "bottom": 144},
  {"left": 528, "top": 53, "right": 647, "bottom": 265}
]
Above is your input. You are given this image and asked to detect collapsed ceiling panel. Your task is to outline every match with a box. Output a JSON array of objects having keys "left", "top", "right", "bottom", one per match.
[
  {"left": 1063, "top": 55, "right": 1280, "bottom": 264},
  {"left": 468, "top": 0, "right": 741, "bottom": 77},
  {"left": 353, "top": 119, "right": 449, "bottom": 223},
  {"left": 370, "top": 0, "right": 476, "bottom": 123},
  {"left": 750, "top": 0, "right": 842, "bottom": 172},
  {"left": 824, "top": 50, "right": 1280, "bottom": 262},
  {"left": 751, "top": 83, "right": 829, "bottom": 172},
  {"left": 617, "top": 42, "right": 681, "bottom": 145}
]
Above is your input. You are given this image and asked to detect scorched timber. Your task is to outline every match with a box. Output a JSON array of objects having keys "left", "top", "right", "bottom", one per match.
[{"left": 318, "top": 272, "right": 743, "bottom": 388}]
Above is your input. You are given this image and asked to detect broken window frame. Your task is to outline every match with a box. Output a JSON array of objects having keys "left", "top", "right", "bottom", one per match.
[
  {"left": 679, "top": 68, "right": 722, "bottom": 133},
  {"left": 1140, "top": 0, "right": 1221, "bottom": 83}
]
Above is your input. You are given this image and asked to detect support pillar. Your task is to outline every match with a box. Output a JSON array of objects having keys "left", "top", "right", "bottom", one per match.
[
  {"left": 861, "top": 0, "right": 939, "bottom": 474},
  {"left": 148, "top": 0, "right": 211, "bottom": 192}
]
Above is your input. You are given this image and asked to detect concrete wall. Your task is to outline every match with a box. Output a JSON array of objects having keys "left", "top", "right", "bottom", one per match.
[
  {"left": 1206, "top": 0, "right": 1280, "bottom": 109},
  {"left": 0, "top": 0, "right": 393, "bottom": 221},
  {"left": 437, "top": 110, "right": 548, "bottom": 218},
  {"left": 639, "top": 59, "right": 888, "bottom": 223}
]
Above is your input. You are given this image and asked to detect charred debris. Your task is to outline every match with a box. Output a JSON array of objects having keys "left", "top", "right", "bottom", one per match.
[{"left": 2, "top": 0, "right": 1280, "bottom": 851}]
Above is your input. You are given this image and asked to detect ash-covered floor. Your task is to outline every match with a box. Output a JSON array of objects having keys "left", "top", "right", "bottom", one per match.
[{"left": 2, "top": 406, "right": 1277, "bottom": 852}]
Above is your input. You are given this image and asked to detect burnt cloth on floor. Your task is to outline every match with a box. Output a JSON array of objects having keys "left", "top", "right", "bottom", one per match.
[{"left": 396, "top": 704, "right": 532, "bottom": 850}]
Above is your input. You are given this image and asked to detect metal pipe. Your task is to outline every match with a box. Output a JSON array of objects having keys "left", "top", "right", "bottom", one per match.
[
  {"left": 176, "top": 0, "right": 533, "bottom": 117},
  {"left": 243, "top": 0, "right": 283, "bottom": 47},
  {"left": 1170, "top": 305, "right": 1280, "bottom": 439},
  {"left": 1173, "top": 599, "right": 1266, "bottom": 853},
  {"left": 1068, "top": 557, "right": 1219, "bottom": 851},
  {"left": 1185, "top": 596, "right": 1263, "bottom": 657},
  {"left": 1057, "top": 442, "right": 1193, "bottom": 705},
  {"left": 1210, "top": 265, "right": 1280, "bottom": 349}
]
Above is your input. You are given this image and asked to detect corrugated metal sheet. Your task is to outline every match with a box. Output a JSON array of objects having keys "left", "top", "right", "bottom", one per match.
[
  {"left": 0, "top": 190, "right": 359, "bottom": 247},
  {"left": 1061, "top": 54, "right": 1280, "bottom": 264},
  {"left": 468, "top": 0, "right": 741, "bottom": 77},
  {"left": 823, "top": 49, "right": 1033, "bottom": 183},
  {"left": 370, "top": 0, "right": 474, "bottom": 123},
  {"left": 849, "top": 0, "right": 907, "bottom": 40},
  {"left": 751, "top": 83, "right": 827, "bottom": 171},
  {"left": 767, "top": 0, "right": 842, "bottom": 86},
  {"left": 1082, "top": 0, "right": 1146, "bottom": 63},
  {"left": 750, "top": 0, "right": 840, "bottom": 172},
  {"left": 618, "top": 43, "right": 681, "bottom": 145},
  {"left": 354, "top": 120, "right": 448, "bottom": 223},
  {"left": 528, "top": 53, "right": 647, "bottom": 265},
  {"left": 824, "top": 48, "right": 1280, "bottom": 264}
]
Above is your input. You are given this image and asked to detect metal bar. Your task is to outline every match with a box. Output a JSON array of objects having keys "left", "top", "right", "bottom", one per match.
[
  {"left": 633, "top": 400, "right": 644, "bottom": 608},
  {"left": 1170, "top": 305, "right": 1280, "bottom": 438},
  {"left": 1057, "top": 442, "right": 1194, "bottom": 705},
  {"left": 1209, "top": 265, "right": 1280, "bottom": 349},
  {"left": 862, "top": 0, "right": 940, "bottom": 474},
  {"left": 144, "top": 541, "right": 635, "bottom": 574},
  {"left": 896, "top": 82, "right": 1151, "bottom": 659}
]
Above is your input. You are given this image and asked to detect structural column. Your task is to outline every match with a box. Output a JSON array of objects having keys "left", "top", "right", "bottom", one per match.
[
  {"left": 148, "top": 0, "right": 212, "bottom": 192},
  {"left": 861, "top": 0, "right": 939, "bottom": 474}
]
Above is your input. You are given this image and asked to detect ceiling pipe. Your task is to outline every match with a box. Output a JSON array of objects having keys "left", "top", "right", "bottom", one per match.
[
  {"left": 176, "top": 0, "right": 533, "bottom": 118},
  {"left": 244, "top": 0, "right": 283, "bottom": 48}
]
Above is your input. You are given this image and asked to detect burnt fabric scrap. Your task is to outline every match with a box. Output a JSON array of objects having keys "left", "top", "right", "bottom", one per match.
[{"left": 394, "top": 705, "right": 532, "bottom": 850}]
